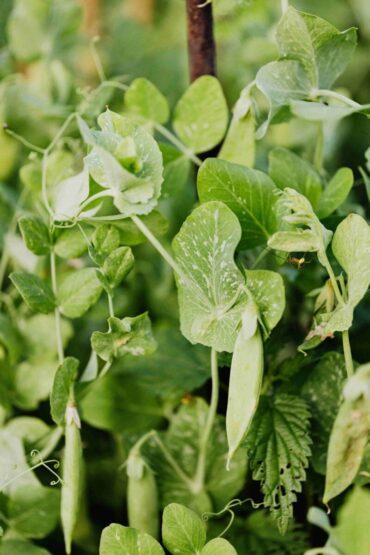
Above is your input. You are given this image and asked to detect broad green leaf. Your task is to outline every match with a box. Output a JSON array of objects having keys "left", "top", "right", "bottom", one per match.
[
  {"left": 332, "top": 214, "right": 370, "bottom": 307},
  {"left": 173, "top": 76, "right": 228, "bottom": 154},
  {"left": 93, "top": 225, "right": 120, "bottom": 256},
  {"left": 0, "top": 430, "right": 40, "bottom": 493},
  {"left": 268, "top": 229, "right": 320, "bottom": 253},
  {"left": 160, "top": 144, "right": 191, "bottom": 199},
  {"left": 7, "top": 0, "right": 49, "bottom": 62},
  {"left": 110, "top": 211, "right": 168, "bottom": 246},
  {"left": 8, "top": 485, "right": 60, "bottom": 539},
  {"left": 245, "top": 270, "right": 285, "bottom": 335},
  {"left": 125, "top": 78, "right": 169, "bottom": 124},
  {"left": 245, "top": 394, "right": 311, "bottom": 533},
  {"left": 276, "top": 8, "right": 356, "bottom": 89},
  {"left": 219, "top": 87, "right": 255, "bottom": 167},
  {"left": 4, "top": 417, "right": 50, "bottom": 450},
  {"left": 10, "top": 272, "right": 55, "bottom": 314},
  {"left": 99, "top": 524, "right": 164, "bottom": 555},
  {"left": 21, "top": 314, "right": 72, "bottom": 359},
  {"left": 172, "top": 201, "right": 248, "bottom": 352},
  {"left": 162, "top": 503, "right": 206, "bottom": 555},
  {"left": 0, "top": 541, "right": 51, "bottom": 555},
  {"left": 52, "top": 165, "right": 90, "bottom": 222},
  {"left": 198, "top": 158, "right": 281, "bottom": 248},
  {"left": 54, "top": 227, "right": 88, "bottom": 259},
  {"left": 58, "top": 268, "right": 103, "bottom": 318},
  {"left": 18, "top": 216, "right": 51, "bottom": 255},
  {"left": 255, "top": 60, "right": 311, "bottom": 138},
  {"left": 302, "top": 352, "right": 347, "bottom": 474},
  {"left": 91, "top": 313, "right": 156, "bottom": 362},
  {"left": 50, "top": 357, "right": 79, "bottom": 426},
  {"left": 290, "top": 100, "right": 370, "bottom": 122},
  {"left": 268, "top": 147, "right": 322, "bottom": 208},
  {"left": 14, "top": 358, "right": 58, "bottom": 410},
  {"left": 316, "top": 168, "right": 354, "bottom": 219},
  {"left": 324, "top": 364, "right": 370, "bottom": 504},
  {"left": 227, "top": 323, "right": 263, "bottom": 464},
  {"left": 101, "top": 246, "right": 134, "bottom": 289},
  {"left": 334, "top": 487, "right": 370, "bottom": 555},
  {"left": 201, "top": 539, "right": 237, "bottom": 555},
  {"left": 147, "top": 398, "right": 247, "bottom": 514}
]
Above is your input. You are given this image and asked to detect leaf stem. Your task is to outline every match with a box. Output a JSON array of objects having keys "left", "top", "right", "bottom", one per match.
[
  {"left": 153, "top": 122, "right": 202, "bottom": 166},
  {"left": 50, "top": 251, "right": 64, "bottom": 365},
  {"left": 193, "top": 348, "right": 219, "bottom": 492},
  {"left": 314, "top": 123, "right": 324, "bottom": 172},
  {"left": 90, "top": 36, "right": 106, "bottom": 83},
  {"left": 4, "top": 127, "right": 45, "bottom": 154},
  {"left": 281, "top": 0, "right": 289, "bottom": 14},
  {"left": 107, "top": 293, "right": 115, "bottom": 318},
  {"left": 312, "top": 89, "right": 361, "bottom": 109},
  {"left": 99, "top": 360, "right": 111, "bottom": 378},
  {"left": 130, "top": 215, "right": 185, "bottom": 278}
]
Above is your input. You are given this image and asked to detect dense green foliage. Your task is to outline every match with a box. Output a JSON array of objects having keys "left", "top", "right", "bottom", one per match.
[{"left": 0, "top": 0, "right": 369, "bottom": 553}]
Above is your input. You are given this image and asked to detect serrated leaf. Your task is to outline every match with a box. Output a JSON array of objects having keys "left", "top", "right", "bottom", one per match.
[
  {"left": 125, "top": 78, "right": 169, "bottom": 124},
  {"left": 198, "top": 158, "right": 281, "bottom": 249},
  {"left": 50, "top": 357, "right": 79, "bottom": 426},
  {"left": 10, "top": 272, "right": 55, "bottom": 314},
  {"left": 99, "top": 524, "right": 164, "bottom": 555},
  {"left": 58, "top": 268, "right": 103, "bottom": 318},
  {"left": 324, "top": 364, "right": 370, "bottom": 504},
  {"left": 173, "top": 201, "right": 248, "bottom": 352},
  {"left": 102, "top": 246, "right": 134, "bottom": 289},
  {"left": 91, "top": 313, "right": 156, "bottom": 362},
  {"left": 173, "top": 76, "right": 228, "bottom": 154},
  {"left": 302, "top": 352, "right": 347, "bottom": 474},
  {"left": 316, "top": 168, "right": 354, "bottom": 219},
  {"left": 268, "top": 147, "right": 322, "bottom": 208},
  {"left": 18, "top": 216, "right": 51, "bottom": 255},
  {"left": 245, "top": 394, "right": 311, "bottom": 533},
  {"left": 162, "top": 503, "right": 206, "bottom": 555}
]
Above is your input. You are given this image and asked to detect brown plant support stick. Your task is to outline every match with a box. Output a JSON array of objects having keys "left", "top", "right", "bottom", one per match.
[{"left": 186, "top": 0, "right": 216, "bottom": 81}]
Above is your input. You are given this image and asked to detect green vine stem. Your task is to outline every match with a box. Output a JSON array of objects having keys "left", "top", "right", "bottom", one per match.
[
  {"left": 312, "top": 88, "right": 360, "bottom": 108},
  {"left": 193, "top": 348, "right": 219, "bottom": 491},
  {"left": 314, "top": 122, "right": 324, "bottom": 172}
]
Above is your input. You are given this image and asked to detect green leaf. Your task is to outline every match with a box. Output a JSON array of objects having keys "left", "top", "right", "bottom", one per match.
[
  {"left": 332, "top": 214, "right": 370, "bottom": 307},
  {"left": 147, "top": 398, "right": 247, "bottom": 514},
  {"left": 10, "top": 272, "right": 55, "bottom": 314},
  {"left": 18, "top": 216, "right": 51, "bottom": 256},
  {"left": 14, "top": 359, "right": 58, "bottom": 410},
  {"left": 316, "top": 168, "right": 354, "bottom": 219},
  {"left": 276, "top": 8, "right": 356, "bottom": 89},
  {"left": 111, "top": 211, "right": 168, "bottom": 246},
  {"left": 58, "top": 268, "right": 103, "bottom": 318},
  {"left": 324, "top": 363, "right": 370, "bottom": 504},
  {"left": 268, "top": 147, "right": 322, "bottom": 208},
  {"left": 173, "top": 201, "right": 248, "bottom": 352},
  {"left": 54, "top": 227, "right": 88, "bottom": 259},
  {"left": 198, "top": 158, "right": 282, "bottom": 249},
  {"left": 99, "top": 524, "right": 164, "bottom": 555},
  {"left": 101, "top": 246, "right": 134, "bottom": 289},
  {"left": 0, "top": 313, "right": 22, "bottom": 364},
  {"left": 245, "top": 270, "right": 285, "bottom": 335},
  {"left": 125, "top": 78, "right": 169, "bottom": 124},
  {"left": 0, "top": 540, "right": 51, "bottom": 555},
  {"left": 219, "top": 88, "right": 255, "bottom": 168},
  {"left": 93, "top": 225, "right": 120, "bottom": 256},
  {"left": 290, "top": 100, "right": 370, "bottom": 122},
  {"left": 302, "top": 352, "right": 347, "bottom": 474},
  {"left": 8, "top": 485, "right": 60, "bottom": 539},
  {"left": 162, "top": 503, "right": 206, "bottom": 555},
  {"left": 245, "top": 394, "right": 311, "bottom": 533},
  {"left": 333, "top": 487, "right": 370, "bottom": 555},
  {"left": 50, "top": 357, "right": 79, "bottom": 426},
  {"left": 160, "top": 145, "right": 191, "bottom": 199},
  {"left": 91, "top": 313, "right": 156, "bottom": 362},
  {"left": 173, "top": 76, "right": 228, "bottom": 154},
  {"left": 201, "top": 539, "right": 237, "bottom": 555}
]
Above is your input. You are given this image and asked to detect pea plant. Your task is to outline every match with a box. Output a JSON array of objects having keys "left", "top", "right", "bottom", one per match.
[{"left": 0, "top": 1, "right": 370, "bottom": 554}]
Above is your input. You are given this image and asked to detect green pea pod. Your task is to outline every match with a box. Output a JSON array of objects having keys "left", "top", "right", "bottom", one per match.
[
  {"left": 127, "top": 449, "right": 159, "bottom": 539},
  {"left": 61, "top": 406, "right": 82, "bottom": 555},
  {"left": 226, "top": 310, "right": 263, "bottom": 468}
]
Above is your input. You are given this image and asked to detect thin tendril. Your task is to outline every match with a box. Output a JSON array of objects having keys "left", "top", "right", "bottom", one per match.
[{"left": 0, "top": 450, "right": 63, "bottom": 492}]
